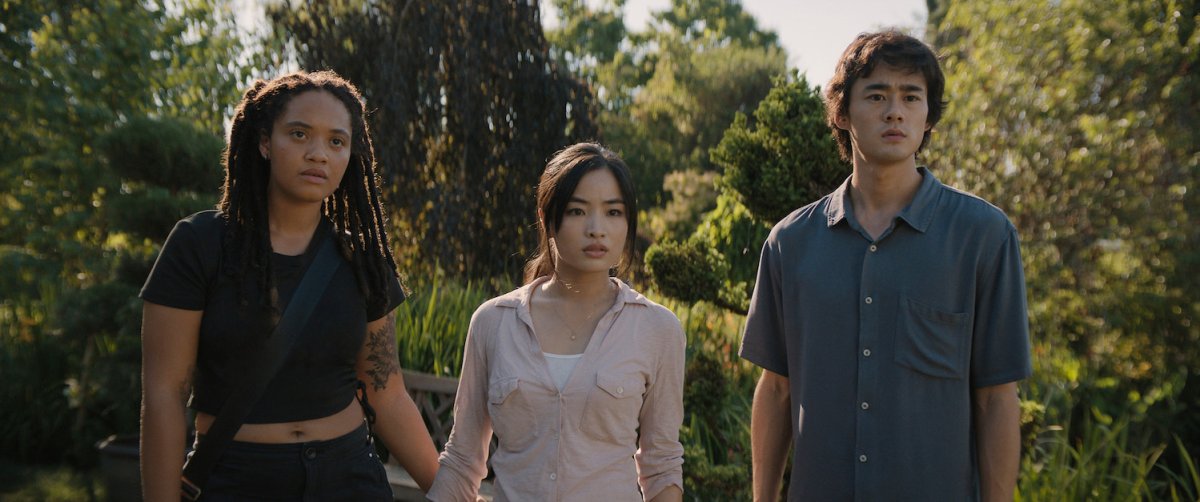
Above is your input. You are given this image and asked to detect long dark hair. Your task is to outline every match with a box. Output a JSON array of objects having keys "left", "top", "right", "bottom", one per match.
[
  {"left": 524, "top": 142, "right": 638, "bottom": 284},
  {"left": 825, "top": 30, "right": 947, "bottom": 162},
  {"left": 217, "top": 70, "right": 398, "bottom": 315}
]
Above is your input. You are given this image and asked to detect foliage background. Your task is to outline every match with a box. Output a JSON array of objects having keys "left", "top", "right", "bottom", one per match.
[
  {"left": 1, "top": 0, "right": 1197, "bottom": 500},
  {"left": 927, "top": 0, "right": 1200, "bottom": 470},
  {"left": 0, "top": 0, "right": 251, "bottom": 466}
]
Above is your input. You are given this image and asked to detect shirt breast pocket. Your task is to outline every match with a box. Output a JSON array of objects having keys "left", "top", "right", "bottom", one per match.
[
  {"left": 487, "top": 377, "right": 537, "bottom": 451},
  {"left": 895, "top": 296, "right": 971, "bottom": 380},
  {"left": 581, "top": 371, "right": 646, "bottom": 444}
]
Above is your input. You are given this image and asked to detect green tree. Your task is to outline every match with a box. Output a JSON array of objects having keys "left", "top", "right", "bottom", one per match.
[
  {"left": 652, "top": 0, "right": 780, "bottom": 50},
  {"left": 644, "top": 72, "right": 845, "bottom": 314},
  {"left": 0, "top": 0, "right": 250, "bottom": 464},
  {"left": 927, "top": 0, "right": 1199, "bottom": 456},
  {"left": 0, "top": 0, "right": 250, "bottom": 289},
  {"left": 545, "top": 0, "right": 630, "bottom": 86},
  {"left": 546, "top": 0, "right": 788, "bottom": 208},
  {"left": 925, "top": 0, "right": 952, "bottom": 38},
  {"left": 269, "top": 0, "right": 598, "bottom": 282}
]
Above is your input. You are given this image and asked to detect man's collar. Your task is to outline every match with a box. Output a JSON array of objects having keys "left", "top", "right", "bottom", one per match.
[
  {"left": 824, "top": 166, "right": 941, "bottom": 233},
  {"left": 897, "top": 166, "right": 940, "bottom": 233},
  {"left": 825, "top": 175, "right": 853, "bottom": 227}
]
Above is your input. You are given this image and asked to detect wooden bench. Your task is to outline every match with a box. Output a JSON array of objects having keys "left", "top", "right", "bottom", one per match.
[{"left": 387, "top": 370, "right": 495, "bottom": 501}]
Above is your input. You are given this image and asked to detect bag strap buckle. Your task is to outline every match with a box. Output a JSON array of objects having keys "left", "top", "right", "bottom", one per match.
[{"left": 181, "top": 475, "right": 202, "bottom": 501}]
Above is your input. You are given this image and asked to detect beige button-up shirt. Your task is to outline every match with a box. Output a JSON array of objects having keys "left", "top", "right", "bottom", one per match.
[{"left": 428, "top": 277, "right": 686, "bottom": 501}]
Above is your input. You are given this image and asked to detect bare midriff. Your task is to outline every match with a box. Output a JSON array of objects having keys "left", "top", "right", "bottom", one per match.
[{"left": 194, "top": 400, "right": 363, "bottom": 443}]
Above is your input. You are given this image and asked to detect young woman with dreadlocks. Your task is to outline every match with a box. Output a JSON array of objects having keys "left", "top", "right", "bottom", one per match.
[{"left": 139, "top": 70, "right": 438, "bottom": 500}]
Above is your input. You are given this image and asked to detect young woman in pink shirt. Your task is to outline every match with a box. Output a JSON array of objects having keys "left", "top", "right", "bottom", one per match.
[{"left": 428, "top": 142, "right": 686, "bottom": 501}]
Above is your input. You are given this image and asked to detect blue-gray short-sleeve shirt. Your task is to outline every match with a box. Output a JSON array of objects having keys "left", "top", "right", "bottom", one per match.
[{"left": 739, "top": 167, "right": 1032, "bottom": 501}]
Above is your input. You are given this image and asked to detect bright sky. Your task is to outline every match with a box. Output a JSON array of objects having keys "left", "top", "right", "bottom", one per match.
[{"left": 543, "top": 0, "right": 929, "bottom": 88}]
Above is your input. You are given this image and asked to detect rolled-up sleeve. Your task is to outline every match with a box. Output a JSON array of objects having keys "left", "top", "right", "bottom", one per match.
[
  {"left": 427, "top": 306, "right": 495, "bottom": 501},
  {"left": 634, "top": 314, "right": 686, "bottom": 499}
]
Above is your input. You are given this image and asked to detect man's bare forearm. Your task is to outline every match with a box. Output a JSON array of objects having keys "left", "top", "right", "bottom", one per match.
[
  {"left": 975, "top": 382, "right": 1021, "bottom": 502},
  {"left": 751, "top": 370, "right": 792, "bottom": 502}
]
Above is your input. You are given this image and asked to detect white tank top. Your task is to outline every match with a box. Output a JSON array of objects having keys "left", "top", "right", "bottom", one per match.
[{"left": 542, "top": 352, "right": 583, "bottom": 391}]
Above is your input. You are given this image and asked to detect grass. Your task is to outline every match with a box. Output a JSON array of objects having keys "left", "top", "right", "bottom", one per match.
[
  {"left": 0, "top": 459, "right": 102, "bottom": 502},
  {"left": 1017, "top": 419, "right": 1199, "bottom": 501},
  {"left": 394, "top": 277, "right": 497, "bottom": 377}
]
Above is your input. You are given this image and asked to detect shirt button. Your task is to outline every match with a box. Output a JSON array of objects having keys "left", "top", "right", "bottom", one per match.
[
  {"left": 864, "top": 296, "right": 873, "bottom": 304},
  {"left": 862, "top": 349, "right": 872, "bottom": 357},
  {"left": 616, "top": 386, "right": 624, "bottom": 395},
  {"left": 550, "top": 473, "right": 557, "bottom": 480},
  {"left": 859, "top": 454, "right": 868, "bottom": 463},
  {"left": 869, "top": 244, "right": 878, "bottom": 252},
  {"left": 861, "top": 402, "right": 870, "bottom": 410}
]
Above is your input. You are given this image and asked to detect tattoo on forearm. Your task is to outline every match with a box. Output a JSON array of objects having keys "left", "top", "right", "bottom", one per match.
[{"left": 365, "top": 312, "right": 400, "bottom": 391}]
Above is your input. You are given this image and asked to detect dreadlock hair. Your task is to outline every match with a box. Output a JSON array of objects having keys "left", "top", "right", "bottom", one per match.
[
  {"left": 217, "top": 70, "right": 399, "bottom": 317},
  {"left": 825, "top": 30, "right": 947, "bottom": 163},
  {"left": 524, "top": 142, "right": 639, "bottom": 284}
]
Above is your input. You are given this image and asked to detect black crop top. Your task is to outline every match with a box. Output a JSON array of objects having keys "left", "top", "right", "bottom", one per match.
[{"left": 139, "top": 210, "right": 404, "bottom": 423}]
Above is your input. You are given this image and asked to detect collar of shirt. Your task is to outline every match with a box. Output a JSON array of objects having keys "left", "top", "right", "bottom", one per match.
[
  {"left": 824, "top": 166, "right": 942, "bottom": 234},
  {"left": 491, "top": 276, "right": 655, "bottom": 328}
]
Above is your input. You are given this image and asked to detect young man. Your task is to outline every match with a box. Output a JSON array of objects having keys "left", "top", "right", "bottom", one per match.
[{"left": 739, "top": 31, "right": 1031, "bottom": 501}]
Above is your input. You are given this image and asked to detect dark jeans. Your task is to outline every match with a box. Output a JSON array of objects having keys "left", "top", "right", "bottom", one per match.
[{"left": 199, "top": 422, "right": 393, "bottom": 501}]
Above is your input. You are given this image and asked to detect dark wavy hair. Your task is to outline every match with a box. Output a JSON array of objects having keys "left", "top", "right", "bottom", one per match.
[
  {"left": 217, "top": 70, "right": 398, "bottom": 315},
  {"left": 524, "top": 142, "right": 638, "bottom": 284},
  {"left": 825, "top": 30, "right": 947, "bottom": 162}
]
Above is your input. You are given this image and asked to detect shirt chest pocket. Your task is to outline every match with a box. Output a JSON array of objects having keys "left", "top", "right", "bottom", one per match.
[
  {"left": 487, "top": 377, "right": 538, "bottom": 451},
  {"left": 581, "top": 371, "right": 646, "bottom": 444},
  {"left": 894, "top": 297, "right": 971, "bottom": 380}
]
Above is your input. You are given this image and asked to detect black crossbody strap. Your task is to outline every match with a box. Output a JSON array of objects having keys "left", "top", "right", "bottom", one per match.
[{"left": 181, "top": 234, "right": 341, "bottom": 499}]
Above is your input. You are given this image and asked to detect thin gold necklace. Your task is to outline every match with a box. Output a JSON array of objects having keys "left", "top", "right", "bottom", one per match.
[{"left": 548, "top": 282, "right": 615, "bottom": 341}]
